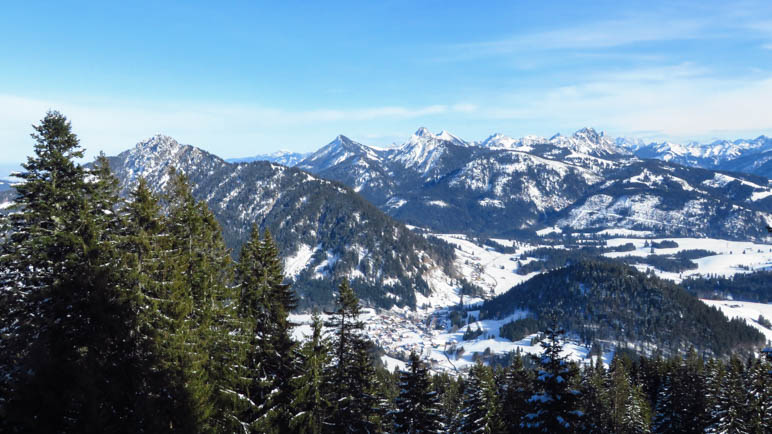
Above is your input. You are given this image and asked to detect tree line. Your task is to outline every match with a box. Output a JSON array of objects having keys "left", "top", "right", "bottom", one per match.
[{"left": 0, "top": 112, "right": 770, "bottom": 433}]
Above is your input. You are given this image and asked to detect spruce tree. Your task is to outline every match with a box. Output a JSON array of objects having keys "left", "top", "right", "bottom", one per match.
[
  {"left": 746, "top": 356, "right": 772, "bottom": 434},
  {"left": 456, "top": 361, "right": 504, "bottom": 434},
  {"left": 500, "top": 353, "right": 532, "bottom": 433},
  {"left": 523, "top": 319, "right": 583, "bottom": 432},
  {"left": 237, "top": 226, "right": 298, "bottom": 432},
  {"left": 120, "top": 177, "right": 195, "bottom": 431},
  {"left": 706, "top": 357, "right": 748, "bottom": 433},
  {"left": 578, "top": 361, "right": 612, "bottom": 433},
  {"left": 163, "top": 169, "right": 245, "bottom": 433},
  {"left": 392, "top": 351, "right": 443, "bottom": 434},
  {"left": 325, "top": 279, "right": 377, "bottom": 433},
  {"left": 290, "top": 312, "right": 330, "bottom": 434},
  {"left": 0, "top": 112, "right": 146, "bottom": 432}
]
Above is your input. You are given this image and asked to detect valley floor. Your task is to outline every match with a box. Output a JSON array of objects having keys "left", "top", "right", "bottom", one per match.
[{"left": 292, "top": 231, "right": 772, "bottom": 374}]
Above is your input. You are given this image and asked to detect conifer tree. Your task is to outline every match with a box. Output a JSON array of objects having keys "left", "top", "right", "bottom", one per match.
[
  {"left": 745, "top": 356, "right": 772, "bottom": 434},
  {"left": 607, "top": 356, "right": 650, "bottom": 433},
  {"left": 523, "top": 318, "right": 583, "bottom": 432},
  {"left": 500, "top": 353, "right": 532, "bottom": 433},
  {"left": 290, "top": 312, "right": 330, "bottom": 434},
  {"left": 325, "top": 279, "right": 377, "bottom": 433},
  {"left": 578, "top": 362, "right": 612, "bottom": 433},
  {"left": 0, "top": 112, "right": 147, "bottom": 432},
  {"left": 119, "top": 176, "right": 202, "bottom": 432},
  {"left": 163, "top": 169, "right": 245, "bottom": 433},
  {"left": 236, "top": 226, "right": 298, "bottom": 432},
  {"left": 456, "top": 361, "right": 504, "bottom": 434},
  {"left": 706, "top": 357, "right": 748, "bottom": 434},
  {"left": 392, "top": 351, "right": 443, "bottom": 434},
  {"left": 432, "top": 373, "right": 465, "bottom": 430},
  {"left": 652, "top": 370, "right": 676, "bottom": 434}
]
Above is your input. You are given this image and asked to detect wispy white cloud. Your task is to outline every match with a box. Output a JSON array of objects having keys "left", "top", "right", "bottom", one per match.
[
  {"left": 438, "top": 14, "right": 713, "bottom": 62},
  {"left": 472, "top": 65, "right": 772, "bottom": 141},
  {"left": 0, "top": 95, "right": 477, "bottom": 162}
]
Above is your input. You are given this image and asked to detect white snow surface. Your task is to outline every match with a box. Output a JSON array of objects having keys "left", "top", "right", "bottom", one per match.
[
  {"left": 604, "top": 237, "right": 772, "bottom": 282},
  {"left": 700, "top": 300, "right": 772, "bottom": 343},
  {"left": 288, "top": 233, "right": 772, "bottom": 375},
  {"left": 284, "top": 243, "right": 319, "bottom": 277}
]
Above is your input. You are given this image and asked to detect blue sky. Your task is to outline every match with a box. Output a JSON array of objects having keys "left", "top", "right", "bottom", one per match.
[{"left": 1, "top": 0, "right": 771, "bottom": 169}]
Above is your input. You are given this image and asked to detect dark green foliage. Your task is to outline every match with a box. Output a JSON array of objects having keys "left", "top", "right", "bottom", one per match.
[
  {"left": 456, "top": 362, "right": 504, "bottom": 433},
  {"left": 392, "top": 352, "right": 444, "bottom": 433},
  {"left": 290, "top": 313, "right": 330, "bottom": 434},
  {"left": 482, "top": 260, "right": 764, "bottom": 356},
  {"left": 650, "top": 240, "right": 678, "bottom": 249},
  {"left": 522, "top": 320, "right": 583, "bottom": 432},
  {"left": 500, "top": 354, "right": 533, "bottom": 433},
  {"left": 619, "top": 254, "right": 697, "bottom": 273},
  {"left": 673, "top": 249, "right": 716, "bottom": 260},
  {"left": 499, "top": 317, "right": 540, "bottom": 342},
  {"left": 236, "top": 226, "right": 299, "bottom": 432},
  {"left": 682, "top": 270, "right": 772, "bottom": 302},
  {"left": 163, "top": 169, "right": 249, "bottom": 433},
  {"left": 324, "top": 279, "right": 378, "bottom": 433},
  {"left": 516, "top": 247, "right": 603, "bottom": 275},
  {"left": 0, "top": 112, "right": 155, "bottom": 433},
  {"left": 432, "top": 373, "right": 465, "bottom": 429},
  {"left": 608, "top": 242, "right": 636, "bottom": 252},
  {"left": 463, "top": 323, "right": 484, "bottom": 341},
  {"left": 652, "top": 349, "right": 706, "bottom": 434}
]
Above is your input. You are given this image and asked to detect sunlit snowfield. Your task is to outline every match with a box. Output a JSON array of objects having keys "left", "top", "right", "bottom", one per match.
[{"left": 290, "top": 232, "right": 772, "bottom": 374}]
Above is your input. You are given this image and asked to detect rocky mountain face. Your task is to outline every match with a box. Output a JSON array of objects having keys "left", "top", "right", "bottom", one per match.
[
  {"left": 295, "top": 128, "right": 772, "bottom": 240},
  {"left": 106, "top": 135, "right": 459, "bottom": 309}
]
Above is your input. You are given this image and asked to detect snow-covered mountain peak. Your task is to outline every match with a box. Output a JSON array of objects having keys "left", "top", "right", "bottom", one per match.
[
  {"left": 405, "top": 127, "right": 467, "bottom": 148},
  {"left": 436, "top": 130, "right": 467, "bottom": 146},
  {"left": 395, "top": 128, "right": 463, "bottom": 173},
  {"left": 573, "top": 127, "right": 603, "bottom": 143},
  {"left": 548, "top": 128, "right": 629, "bottom": 157},
  {"left": 413, "top": 127, "right": 432, "bottom": 138},
  {"left": 299, "top": 134, "right": 382, "bottom": 170},
  {"left": 134, "top": 134, "right": 184, "bottom": 155}
]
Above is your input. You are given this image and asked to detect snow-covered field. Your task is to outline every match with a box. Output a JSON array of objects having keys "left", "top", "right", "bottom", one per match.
[
  {"left": 289, "top": 233, "right": 772, "bottom": 375},
  {"left": 429, "top": 233, "right": 543, "bottom": 300},
  {"left": 604, "top": 237, "right": 772, "bottom": 282},
  {"left": 700, "top": 300, "right": 772, "bottom": 344}
]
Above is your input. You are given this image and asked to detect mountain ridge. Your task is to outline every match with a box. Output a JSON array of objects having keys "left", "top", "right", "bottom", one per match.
[{"left": 105, "top": 135, "right": 461, "bottom": 309}]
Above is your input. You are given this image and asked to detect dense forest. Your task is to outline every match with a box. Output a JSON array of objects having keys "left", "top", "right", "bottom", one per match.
[
  {"left": 682, "top": 270, "right": 772, "bottom": 303},
  {"left": 0, "top": 112, "right": 770, "bottom": 432},
  {"left": 482, "top": 261, "right": 765, "bottom": 357}
]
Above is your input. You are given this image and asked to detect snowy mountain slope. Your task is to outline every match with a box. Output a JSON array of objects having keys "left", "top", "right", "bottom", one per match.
[
  {"left": 227, "top": 150, "right": 308, "bottom": 166},
  {"left": 553, "top": 160, "right": 772, "bottom": 239},
  {"left": 627, "top": 135, "right": 772, "bottom": 177},
  {"left": 294, "top": 127, "right": 626, "bottom": 236},
  {"left": 293, "top": 127, "right": 772, "bottom": 239},
  {"left": 107, "top": 135, "right": 460, "bottom": 309}
]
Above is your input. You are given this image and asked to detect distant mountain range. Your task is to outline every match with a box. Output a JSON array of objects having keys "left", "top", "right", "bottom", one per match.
[
  {"left": 281, "top": 127, "right": 772, "bottom": 240},
  {"left": 623, "top": 135, "right": 772, "bottom": 177},
  {"left": 5, "top": 128, "right": 772, "bottom": 308},
  {"left": 226, "top": 150, "right": 309, "bottom": 166}
]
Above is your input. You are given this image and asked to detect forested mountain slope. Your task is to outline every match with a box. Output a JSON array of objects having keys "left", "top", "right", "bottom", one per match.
[
  {"left": 106, "top": 135, "right": 459, "bottom": 308},
  {"left": 480, "top": 260, "right": 764, "bottom": 357}
]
